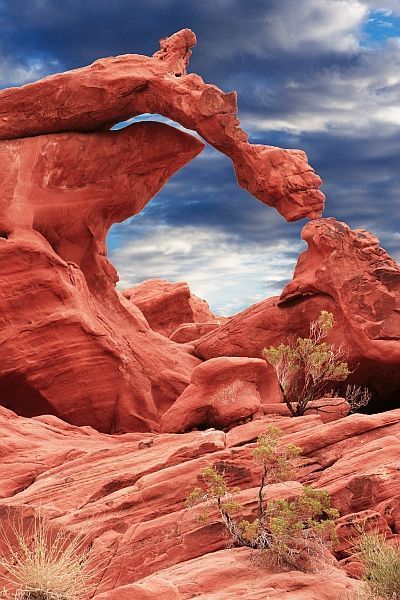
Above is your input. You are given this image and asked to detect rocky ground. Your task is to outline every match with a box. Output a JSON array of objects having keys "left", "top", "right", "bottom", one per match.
[{"left": 0, "top": 405, "right": 399, "bottom": 597}]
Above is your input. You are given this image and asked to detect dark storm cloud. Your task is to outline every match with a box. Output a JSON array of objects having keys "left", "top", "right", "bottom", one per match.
[{"left": 0, "top": 0, "right": 399, "bottom": 312}]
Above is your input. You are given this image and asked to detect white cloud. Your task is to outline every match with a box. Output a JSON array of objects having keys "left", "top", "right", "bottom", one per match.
[
  {"left": 243, "top": 37, "right": 400, "bottom": 135},
  {"left": 264, "top": 0, "right": 367, "bottom": 52},
  {"left": 110, "top": 225, "right": 303, "bottom": 315},
  {"left": 0, "top": 53, "right": 60, "bottom": 87},
  {"left": 202, "top": 0, "right": 369, "bottom": 60},
  {"left": 362, "top": 1, "right": 400, "bottom": 13}
]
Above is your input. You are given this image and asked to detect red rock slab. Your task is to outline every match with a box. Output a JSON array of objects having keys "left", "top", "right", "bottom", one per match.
[
  {"left": 225, "top": 413, "right": 323, "bottom": 447},
  {"left": 0, "top": 29, "right": 324, "bottom": 222},
  {"left": 93, "top": 547, "right": 358, "bottom": 600},
  {"left": 0, "top": 235, "right": 201, "bottom": 432},
  {"left": 194, "top": 218, "right": 400, "bottom": 408},
  {"left": 261, "top": 398, "right": 350, "bottom": 423},
  {"left": 170, "top": 322, "right": 222, "bottom": 343},
  {"left": 334, "top": 509, "right": 392, "bottom": 553},
  {"left": 122, "top": 279, "right": 214, "bottom": 337},
  {"left": 375, "top": 496, "right": 400, "bottom": 533},
  {"left": 160, "top": 357, "right": 272, "bottom": 432},
  {"left": 313, "top": 433, "right": 400, "bottom": 515},
  {"left": 0, "top": 407, "right": 399, "bottom": 596}
]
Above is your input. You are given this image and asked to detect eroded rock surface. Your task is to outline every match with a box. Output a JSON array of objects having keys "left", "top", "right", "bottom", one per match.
[
  {"left": 0, "top": 122, "right": 203, "bottom": 432},
  {"left": 0, "top": 29, "right": 326, "bottom": 431},
  {"left": 0, "top": 29, "right": 324, "bottom": 222},
  {"left": 95, "top": 548, "right": 357, "bottom": 600},
  {"left": 1, "top": 406, "right": 399, "bottom": 598},
  {"left": 122, "top": 279, "right": 214, "bottom": 337},
  {"left": 161, "top": 357, "right": 271, "bottom": 432},
  {"left": 195, "top": 218, "right": 400, "bottom": 408}
]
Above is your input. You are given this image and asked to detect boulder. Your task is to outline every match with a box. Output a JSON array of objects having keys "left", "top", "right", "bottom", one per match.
[
  {"left": 161, "top": 357, "right": 272, "bottom": 432},
  {"left": 122, "top": 279, "right": 214, "bottom": 337}
]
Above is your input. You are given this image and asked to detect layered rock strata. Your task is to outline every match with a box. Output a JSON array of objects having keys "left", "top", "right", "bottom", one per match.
[{"left": 1, "top": 406, "right": 399, "bottom": 598}]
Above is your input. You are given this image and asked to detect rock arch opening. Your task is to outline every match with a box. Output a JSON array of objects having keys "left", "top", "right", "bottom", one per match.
[{"left": 107, "top": 115, "right": 303, "bottom": 316}]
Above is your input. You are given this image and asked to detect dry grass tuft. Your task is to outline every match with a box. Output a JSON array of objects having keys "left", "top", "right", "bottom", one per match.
[
  {"left": 0, "top": 513, "right": 100, "bottom": 600},
  {"left": 355, "top": 532, "right": 400, "bottom": 600}
]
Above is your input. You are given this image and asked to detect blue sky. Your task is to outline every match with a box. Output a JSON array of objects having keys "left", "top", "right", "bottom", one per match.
[{"left": 0, "top": 0, "right": 399, "bottom": 314}]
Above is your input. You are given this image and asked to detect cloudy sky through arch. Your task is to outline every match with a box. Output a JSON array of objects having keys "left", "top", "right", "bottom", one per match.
[{"left": 1, "top": 0, "right": 399, "bottom": 314}]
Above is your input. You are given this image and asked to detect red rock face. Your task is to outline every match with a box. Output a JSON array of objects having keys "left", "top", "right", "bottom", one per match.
[
  {"left": 0, "top": 30, "right": 324, "bottom": 222},
  {"left": 0, "top": 29, "right": 326, "bottom": 432},
  {"left": 1, "top": 27, "right": 399, "bottom": 600},
  {"left": 123, "top": 279, "right": 214, "bottom": 337},
  {"left": 0, "top": 122, "right": 203, "bottom": 295},
  {"left": 169, "top": 321, "right": 222, "bottom": 343},
  {"left": 94, "top": 548, "right": 357, "bottom": 599},
  {"left": 194, "top": 218, "right": 400, "bottom": 408},
  {"left": 1, "top": 406, "right": 399, "bottom": 597},
  {"left": 0, "top": 122, "right": 204, "bottom": 432}
]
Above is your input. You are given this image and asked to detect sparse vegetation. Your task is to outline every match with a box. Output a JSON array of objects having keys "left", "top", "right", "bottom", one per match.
[
  {"left": 262, "top": 310, "right": 371, "bottom": 416},
  {"left": 0, "top": 513, "right": 98, "bottom": 600},
  {"left": 186, "top": 426, "right": 339, "bottom": 570},
  {"left": 356, "top": 532, "right": 400, "bottom": 599}
]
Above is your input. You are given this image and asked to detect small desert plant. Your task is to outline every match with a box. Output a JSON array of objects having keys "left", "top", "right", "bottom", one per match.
[
  {"left": 186, "top": 426, "right": 339, "bottom": 569},
  {"left": 0, "top": 513, "right": 99, "bottom": 600},
  {"left": 356, "top": 532, "right": 400, "bottom": 599},
  {"left": 263, "top": 310, "right": 371, "bottom": 416}
]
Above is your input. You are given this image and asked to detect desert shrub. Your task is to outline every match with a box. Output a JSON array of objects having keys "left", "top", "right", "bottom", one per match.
[
  {"left": 262, "top": 310, "right": 371, "bottom": 416},
  {"left": 0, "top": 513, "right": 99, "bottom": 600},
  {"left": 186, "top": 426, "right": 339, "bottom": 569},
  {"left": 356, "top": 532, "right": 400, "bottom": 599}
]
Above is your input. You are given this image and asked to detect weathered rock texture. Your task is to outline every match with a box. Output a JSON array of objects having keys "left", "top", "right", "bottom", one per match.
[
  {"left": 0, "top": 29, "right": 326, "bottom": 431},
  {"left": 122, "top": 279, "right": 214, "bottom": 337},
  {"left": 0, "top": 123, "right": 203, "bottom": 294},
  {"left": 161, "top": 357, "right": 271, "bottom": 432},
  {"left": 170, "top": 321, "right": 223, "bottom": 344},
  {"left": 1, "top": 406, "right": 399, "bottom": 598},
  {"left": 195, "top": 218, "right": 400, "bottom": 409},
  {"left": 0, "top": 122, "right": 203, "bottom": 433},
  {"left": 0, "top": 29, "right": 324, "bottom": 222},
  {"left": 94, "top": 548, "right": 357, "bottom": 600}
]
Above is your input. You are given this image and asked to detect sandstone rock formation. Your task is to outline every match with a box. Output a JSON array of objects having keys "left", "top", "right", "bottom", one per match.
[
  {"left": 1, "top": 405, "right": 399, "bottom": 598},
  {"left": 0, "top": 30, "right": 324, "bottom": 222},
  {"left": 195, "top": 217, "right": 400, "bottom": 410},
  {"left": 0, "top": 122, "right": 204, "bottom": 294},
  {"left": 0, "top": 122, "right": 204, "bottom": 433},
  {"left": 169, "top": 321, "right": 223, "bottom": 343},
  {"left": 0, "top": 29, "right": 326, "bottom": 432},
  {"left": 0, "top": 26, "right": 398, "bottom": 600},
  {"left": 261, "top": 398, "right": 351, "bottom": 423},
  {"left": 94, "top": 548, "right": 357, "bottom": 600},
  {"left": 122, "top": 279, "right": 214, "bottom": 337},
  {"left": 160, "top": 357, "right": 271, "bottom": 432}
]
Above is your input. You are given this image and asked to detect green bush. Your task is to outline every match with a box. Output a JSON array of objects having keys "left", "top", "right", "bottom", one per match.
[
  {"left": 187, "top": 426, "right": 339, "bottom": 569},
  {"left": 262, "top": 311, "right": 370, "bottom": 416}
]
